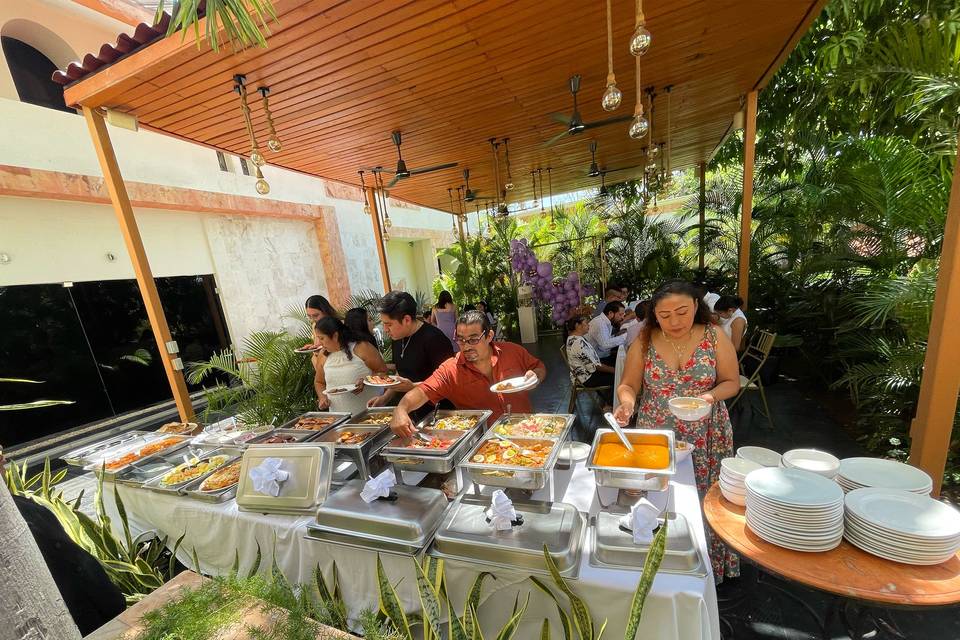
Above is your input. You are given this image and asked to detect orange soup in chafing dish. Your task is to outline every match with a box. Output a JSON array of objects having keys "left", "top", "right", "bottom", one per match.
[{"left": 593, "top": 442, "right": 669, "bottom": 469}]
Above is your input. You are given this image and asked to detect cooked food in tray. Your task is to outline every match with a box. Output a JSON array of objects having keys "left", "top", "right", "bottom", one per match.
[
  {"left": 198, "top": 461, "right": 242, "bottom": 492},
  {"left": 364, "top": 374, "right": 400, "bottom": 386},
  {"left": 431, "top": 414, "right": 477, "bottom": 431},
  {"left": 493, "top": 380, "right": 517, "bottom": 392},
  {"left": 470, "top": 439, "right": 553, "bottom": 468},
  {"left": 103, "top": 437, "right": 184, "bottom": 471},
  {"left": 336, "top": 430, "right": 374, "bottom": 445},
  {"left": 353, "top": 413, "right": 393, "bottom": 425},
  {"left": 159, "top": 455, "right": 230, "bottom": 487},
  {"left": 157, "top": 421, "right": 199, "bottom": 435},
  {"left": 261, "top": 434, "right": 298, "bottom": 444},
  {"left": 392, "top": 435, "right": 457, "bottom": 451},
  {"left": 593, "top": 442, "right": 669, "bottom": 469},
  {"left": 293, "top": 416, "right": 338, "bottom": 430},
  {"left": 493, "top": 415, "right": 567, "bottom": 439}
]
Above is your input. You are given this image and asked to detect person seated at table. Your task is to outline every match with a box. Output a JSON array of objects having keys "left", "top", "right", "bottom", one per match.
[
  {"left": 714, "top": 295, "right": 748, "bottom": 352},
  {"left": 314, "top": 317, "right": 388, "bottom": 415},
  {"left": 587, "top": 301, "right": 627, "bottom": 366},
  {"left": 369, "top": 291, "right": 455, "bottom": 420},
  {"left": 613, "top": 279, "right": 740, "bottom": 582},
  {"left": 390, "top": 310, "right": 546, "bottom": 437},
  {"left": 592, "top": 284, "right": 624, "bottom": 318},
  {"left": 565, "top": 315, "right": 615, "bottom": 407}
]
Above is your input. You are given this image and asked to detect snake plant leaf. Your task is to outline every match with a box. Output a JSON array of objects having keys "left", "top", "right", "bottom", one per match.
[
  {"left": 414, "top": 558, "right": 444, "bottom": 640},
  {"left": 377, "top": 555, "right": 412, "bottom": 640},
  {"left": 246, "top": 540, "right": 262, "bottom": 578},
  {"left": 466, "top": 603, "right": 485, "bottom": 640},
  {"left": 449, "top": 595, "right": 470, "bottom": 640},
  {"left": 232, "top": 549, "right": 240, "bottom": 576},
  {"left": 529, "top": 576, "right": 572, "bottom": 640},
  {"left": 597, "top": 619, "right": 607, "bottom": 640},
  {"left": 425, "top": 556, "right": 445, "bottom": 597},
  {"left": 170, "top": 531, "right": 186, "bottom": 579},
  {"left": 541, "top": 619, "right": 551, "bottom": 640},
  {"left": 542, "top": 543, "right": 594, "bottom": 640},
  {"left": 495, "top": 592, "right": 530, "bottom": 640},
  {"left": 191, "top": 546, "right": 202, "bottom": 576},
  {"left": 466, "top": 571, "right": 495, "bottom": 623},
  {"left": 113, "top": 482, "right": 135, "bottom": 555},
  {"left": 623, "top": 519, "right": 668, "bottom": 640}
]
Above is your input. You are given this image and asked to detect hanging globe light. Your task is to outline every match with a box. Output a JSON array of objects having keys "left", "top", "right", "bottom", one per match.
[
  {"left": 250, "top": 150, "right": 266, "bottom": 167},
  {"left": 629, "top": 114, "right": 649, "bottom": 139},
  {"left": 384, "top": 216, "right": 393, "bottom": 228},
  {"left": 630, "top": 24, "right": 651, "bottom": 56},
  {"left": 363, "top": 204, "right": 371, "bottom": 215},
  {"left": 254, "top": 166, "right": 270, "bottom": 195},
  {"left": 602, "top": 83, "right": 623, "bottom": 112},
  {"left": 267, "top": 137, "right": 282, "bottom": 152},
  {"left": 649, "top": 144, "right": 660, "bottom": 158}
]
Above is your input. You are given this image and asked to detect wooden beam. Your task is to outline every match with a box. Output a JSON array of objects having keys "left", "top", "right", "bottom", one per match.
[
  {"left": 698, "top": 161, "right": 706, "bottom": 271},
  {"left": 908, "top": 136, "right": 960, "bottom": 497},
  {"left": 366, "top": 186, "right": 391, "bottom": 294},
  {"left": 81, "top": 106, "right": 194, "bottom": 422},
  {"left": 738, "top": 91, "right": 758, "bottom": 308},
  {"left": 753, "top": 0, "right": 829, "bottom": 91}
]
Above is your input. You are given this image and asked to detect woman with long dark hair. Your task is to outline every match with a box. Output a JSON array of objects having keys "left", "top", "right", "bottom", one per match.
[
  {"left": 313, "top": 317, "right": 387, "bottom": 415},
  {"left": 345, "top": 307, "right": 379, "bottom": 348},
  {"left": 613, "top": 279, "right": 740, "bottom": 582},
  {"left": 305, "top": 295, "right": 338, "bottom": 323},
  {"left": 430, "top": 290, "right": 459, "bottom": 351}
]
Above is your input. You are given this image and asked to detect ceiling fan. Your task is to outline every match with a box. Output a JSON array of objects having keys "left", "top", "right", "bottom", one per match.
[
  {"left": 462, "top": 169, "right": 480, "bottom": 202},
  {"left": 361, "top": 131, "right": 458, "bottom": 188},
  {"left": 586, "top": 140, "right": 642, "bottom": 177},
  {"left": 545, "top": 75, "right": 633, "bottom": 146}
]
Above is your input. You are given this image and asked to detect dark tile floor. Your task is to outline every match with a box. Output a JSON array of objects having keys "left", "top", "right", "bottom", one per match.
[{"left": 524, "top": 334, "right": 960, "bottom": 640}]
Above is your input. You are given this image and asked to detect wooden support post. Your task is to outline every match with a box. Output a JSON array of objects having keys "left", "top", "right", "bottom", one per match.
[
  {"left": 908, "top": 137, "right": 960, "bottom": 496},
  {"left": 738, "top": 91, "right": 758, "bottom": 308},
  {"left": 698, "top": 161, "right": 707, "bottom": 271},
  {"left": 81, "top": 107, "right": 194, "bottom": 421},
  {"left": 366, "top": 186, "right": 391, "bottom": 294}
]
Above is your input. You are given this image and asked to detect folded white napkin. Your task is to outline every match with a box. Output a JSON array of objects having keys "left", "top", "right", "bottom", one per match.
[
  {"left": 485, "top": 489, "right": 518, "bottom": 531},
  {"left": 360, "top": 468, "right": 397, "bottom": 503},
  {"left": 249, "top": 457, "right": 290, "bottom": 497},
  {"left": 618, "top": 498, "right": 661, "bottom": 545}
]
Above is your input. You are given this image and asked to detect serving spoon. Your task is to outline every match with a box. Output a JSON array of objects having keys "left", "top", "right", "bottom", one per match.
[{"left": 603, "top": 412, "right": 635, "bottom": 452}]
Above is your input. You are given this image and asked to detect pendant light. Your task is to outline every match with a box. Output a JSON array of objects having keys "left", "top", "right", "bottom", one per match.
[
  {"left": 530, "top": 171, "right": 539, "bottom": 208},
  {"left": 665, "top": 84, "right": 673, "bottom": 175},
  {"left": 537, "top": 168, "right": 545, "bottom": 212},
  {"left": 628, "top": 50, "right": 648, "bottom": 139},
  {"left": 503, "top": 138, "right": 515, "bottom": 190},
  {"left": 601, "top": 0, "right": 622, "bottom": 111},
  {"left": 233, "top": 75, "right": 264, "bottom": 168},
  {"left": 629, "top": 0, "right": 651, "bottom": 57},
  {"left": 254, "top": 165, "right": 269, "bottom": 195},
  {"left": 547, "top": 166, "right": 554, "bottom": 212},
  {"left": 257, "top": 87, "right": 282, "bottom": 152},
  {"left": 448, "top": 188, "right": 457, "bottom": 235},
  {"left": 359, "top": 170, "right": 371, "bottom": 215}
]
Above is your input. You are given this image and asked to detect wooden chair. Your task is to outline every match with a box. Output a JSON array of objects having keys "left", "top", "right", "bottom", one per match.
[
  {"left": 728, "top": 329, "right": 777, "bottom": 430},
  {"left": 560, "top": 345, "right": 613, "bottom": 413}
]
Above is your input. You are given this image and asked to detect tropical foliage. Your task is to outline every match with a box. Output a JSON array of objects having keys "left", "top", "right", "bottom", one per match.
[{"left": 153, "top": 0, "right": 277, "bottom": 52}]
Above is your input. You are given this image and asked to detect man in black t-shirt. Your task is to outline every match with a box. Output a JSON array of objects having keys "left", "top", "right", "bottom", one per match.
[{"left": 369, "top": 291, "right": 454, "bottom": 420}]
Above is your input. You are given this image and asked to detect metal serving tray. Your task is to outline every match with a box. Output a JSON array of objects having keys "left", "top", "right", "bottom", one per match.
[
  {"left": 140, "top": 449, "right": 240, "bottom": 495},
  {"left": 589, "top": 511, "right": 707, "bottom": 577},
  {"left": 113, "top": 441, "right": 214, "bottom": 487},
  {"left": 313, "top": 417, "right": 393, "bottom": 481},
  {"left": 381, "top": 429, "right": 477, "bottom": 475},
  {"left": 275, "top": 411, "right": 351, "bottom": 435},
  {"left": 245, "top": 429, "right": 317, "bottom": 446},
  {"left": 236, "top": 443, "right": 335, "bottom": 515},
  {"left": 418, "top": 409, "right": 492, "bottom": 436},
  {"left": 84, "top": 434, "right": 191, "bottom": 476},
  {"left": 485, "top": 413, "right": 575, "bottom": 441},
  {"left": 344, "top": 407, "right": 396, "bottom": 428},
  {"left": 180, "top": 458, "right": 244, "bottom": 503},
  {"left": 61, "top": 430, "right": 155, "bottom": 467},
  {"left": 306, "top": 480, "right": 449, "bottom": 555},
  {"left": 429, "top": 495, "right": 586, "bottom": 578},
  {"left": 587, "top": 429, "right": 676, "bottom": 491},
  {"left": 459, "top": 436, "right": 562, "bottom": 491}
]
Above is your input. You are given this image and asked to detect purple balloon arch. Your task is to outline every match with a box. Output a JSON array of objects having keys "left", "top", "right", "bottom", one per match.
[{"left": 510, "top": 239, "right": 595, "bottom": 325}]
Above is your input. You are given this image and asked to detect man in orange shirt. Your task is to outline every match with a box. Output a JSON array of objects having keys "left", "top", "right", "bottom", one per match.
[{"left": 390, "top": 310, "right": 546, "bottom": 437}]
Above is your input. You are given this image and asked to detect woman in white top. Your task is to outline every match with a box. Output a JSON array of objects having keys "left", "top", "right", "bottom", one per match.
[
  {"left": 714, "top": 295, "right": 748, "bottom": 351},
  {"left": 313, "top": 317, "right": 388, "bottom": 416},
  {"left": 564, "top": 315, "right": 615, "bottom": 405}
]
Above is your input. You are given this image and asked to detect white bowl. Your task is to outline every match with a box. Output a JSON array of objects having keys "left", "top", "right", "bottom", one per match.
[
  {"left": 668, "top": 396, "right": 711, "bottom": 421},
  {"left": 737, "top": 446, "right": 782, "bottom": 467},
  {"left": 782, "top": 449, "right": 840, "bottom": 478},
  {"left": 675, "top": 440, "right": 696, "bottom": 463},
  {"left": 719, "top": 478, "right": 747, "bottom": 496},
  {"left": 721, "top": 486, "right": 746, "bottom": 506},
  {"left": 720, "top": 457, "right": 764, "bottom": 481}
]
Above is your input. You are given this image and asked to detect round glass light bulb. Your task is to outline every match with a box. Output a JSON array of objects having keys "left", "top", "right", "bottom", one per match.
[
  {"left": 382, "top": 231, "right": 390, "bottom": 241},
  {"left": 602, "top": 83, "right": 623, "bottom": 112},
  {"left": 505, "top": 182, "right": 515, "bottom": 191},
  {"left": 250, "top": 150, "right": 266, "bottom": 167},
  {"left": 255, "top": 178, "right": 270, "bottom": 195},
  {"left": 629, "top": 24, "right": 652, "bottom": 56},
  {"left": 267, "top": 137, "right": 282, "bottom": 152},
  {"left": 628, "top": 115, "right": 649, "bottom": 139},
  {"left": 384, "top": 217, "right": 393, "bottom": 228},
  {"left": 363, "top": 204, "right": 371, "bottom": 215},
  {"left": 649, "top": 145, "right": 660, "bottom": 157}
]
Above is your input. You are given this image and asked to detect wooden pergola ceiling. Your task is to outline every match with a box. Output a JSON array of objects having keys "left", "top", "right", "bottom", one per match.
[{"left": 63, "top": 0, "right": 824, "bottom": 214}]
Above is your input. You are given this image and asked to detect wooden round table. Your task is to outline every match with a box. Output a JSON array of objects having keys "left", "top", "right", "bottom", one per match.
[{"left": 703, "top": 484, "right": 960, "bottom": 637}]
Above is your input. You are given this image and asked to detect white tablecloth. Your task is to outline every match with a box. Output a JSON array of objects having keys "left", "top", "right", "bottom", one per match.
[{"left": 104, "top": 457, "right": 719, "bottom": 639}]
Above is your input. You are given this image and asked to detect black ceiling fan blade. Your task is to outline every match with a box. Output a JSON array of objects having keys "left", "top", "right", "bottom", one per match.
[
  {"left": 606, "top": 164, "right": 644, "bottom": 173},
  {"left": 544, "top": 129, "right": 573, "bottom": 147},
  {"left": 550, "top": 112, "right": 573, "bottom": 125},
  {"left": 581, "top": 114, "right": 634, "bottom": 130},
  {"left": 408, "top": 162, "right": 459, "bottom": 175},
  {"left": 386, "top": 174, "right": 403, "bottom": 188},
  {"left": 359, "top": 166, "right": 395, "bottom": 174}
]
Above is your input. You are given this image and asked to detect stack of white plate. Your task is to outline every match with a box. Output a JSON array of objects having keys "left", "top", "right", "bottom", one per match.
[
  {"left": 719, "top": 457, "right": 763, "bottom": 506},
  {"left": 836, "top": 457, "right": 933, "bottom": 495},
  {"left": 736, "top": 446, "right": 781, "bottom": 467},
  {"left": 744, "top": 467, "right": 845, "bottom": 552},
  {"left": 844, "top": 488, "right": 960, "bottom": 565},
  {"left": 781, "top": 449, "right": 840, "bottom": 479}
]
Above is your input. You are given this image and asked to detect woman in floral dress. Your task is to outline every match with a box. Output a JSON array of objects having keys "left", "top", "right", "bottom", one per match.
[{"left": 614, "top": 280, "right": 741, "bottom": 581}]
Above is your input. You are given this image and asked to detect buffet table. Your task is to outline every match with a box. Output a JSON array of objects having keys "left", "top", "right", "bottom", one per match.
[{"left": 103, "top": 456, "right": 720, "bottom": 639}]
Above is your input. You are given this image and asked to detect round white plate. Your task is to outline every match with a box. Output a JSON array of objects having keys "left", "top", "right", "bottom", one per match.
[
  {"left": 557, "top": 441, "right": 591, "bottom": 463},
  {"left": 845, "top": 488, "right": 960, "bottom": 539},
  {"left": 844, "top": 530, "right": 957, "bottom": 565},
  {"left": 844, "top": 511, "right": 960, "bottom": 546},
  {"left": 720, "top": 487, "right": 746, "bottom": 506},
  {"left": 747, "top": 500, "right": 844, "bottom": 525},
  {"left": 746, "top": 492, "right": 844, "bottom": 516},
  {"left": 746, "top": 514, "right": 843, "bottom": 543},
  {"left": 747, "top": 521, "right": 843, "bottom": 552},
  {"left": 721, "top": 457, "right": 764, "bottom": 480},
  {"left": 489, "top": 376, "right": 536, "bottom": 394},
  {"left": 843, "top": 520, "right": 960, "bottom": 554},
  {"left": 675, "top": 441, "right": 696, "bottom": 463},
  {"left": 363, "top": 375, "right": 402, "bottom": 387},
  {"left": 294, "top": 345, "right": 323, "bottom": 354},
  {"left": 324, "top": 384, "right": 358, "bottom": 396},
  {"left": 737, "top": 446, "right": 782, "bottom": 467},
  {"left": 745, "top": 467, "right": 844, "bottom": 507},
  {"left": 838, "top": 458, "right": 933, "bottom": 494}
]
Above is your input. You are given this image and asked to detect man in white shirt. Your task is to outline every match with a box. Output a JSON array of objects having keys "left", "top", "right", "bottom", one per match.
[{"left": 587, "top": 301, "right": 627, "bottom": 365}]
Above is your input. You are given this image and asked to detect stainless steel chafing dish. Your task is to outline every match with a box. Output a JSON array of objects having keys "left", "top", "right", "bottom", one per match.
[
  {"left": 180, "top": 457, "right": 245, "bottom": 503},
  {"left": 484, "top": 413, "right": 574, "bottom": 441},
  {"left": 62, "top": 430, "right": 155, "bottom": 467},
  {"left": 244, "top": 428, "right": 318, "bottom": 446},
  {"left": 235, "top": 443, "right": 335, "bottom": 515},
  {"left": 418, "top": 410, "right": 492, "bottom": 439},
  {"left": 312, "top": 409, "right": 394, "bottom": 482},
  {"left": 306, "top": 480, "right": 449, "bottom": 556},
  {"left": 429, "top": 495, "right": 586, "bottom": 578},
  {"left": 587, "top": 428, "right": 676, "bottom": 492},
  {"left": 275, "top": 411, "right": 351, "bottom": 435},
  {"left": 84, "top": 434, "right": 192, "bottom": 477},
  {"left": 459, "top": 435, "right": 563, "bottom": 491},
  {"left": 140, "top": 449, "right": 241, "bottom": 495},
  {"left": 588, "top": 511, "right": 707, "bottom": 577},
  {"left": 113, "top": 441, "right": 229, "bottom": 487},
  {"left": 380, "top": 429, "right": 476, "bottom": 475}
]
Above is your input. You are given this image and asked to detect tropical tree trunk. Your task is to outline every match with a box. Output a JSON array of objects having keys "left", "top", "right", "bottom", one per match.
[{"left": 0, "top": 483, "right": 81, "bottom": 640}]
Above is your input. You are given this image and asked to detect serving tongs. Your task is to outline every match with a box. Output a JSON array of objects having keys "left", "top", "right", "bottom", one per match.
[
  {"left": 413, "top": 405, "right": 442, "bottom": 443},
  {"left": 603, "top": 412, "right": 635, "bottom": 452}
]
